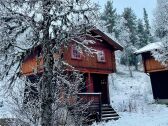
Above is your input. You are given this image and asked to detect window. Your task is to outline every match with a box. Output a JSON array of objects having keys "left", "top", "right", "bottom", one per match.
[
  {"left": 71, "top": 46, "right": 81, "bottom": 59},
  {"left": 97, "top": 50, "right": 105, "bottom": 62}
]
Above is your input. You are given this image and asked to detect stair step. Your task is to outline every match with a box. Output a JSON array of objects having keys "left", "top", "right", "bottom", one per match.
[
  {"left": 102, "top": 110, "right": 115, "bottom": 112},
  {"left": 102, "top": 116, "right": 120, "bottom": 121},
  {"left": 102, "top": 113, "right": 119, "bottom": 117},
  {"left": 102, "top": 109, "right": 115, "bottom": 112},
  {"left": 102, "top": 106, "right": 114, "bottom": 109},
  {"left": 101, "top": 104, "right": 120, "bottom": 121},
  {"left": 102, "top": 110, "right": 116, "bottom": 112},
  {"left": 102, "top": 109, "right": 116, "bottom": 112},
  {"left": 102, "top": 107, "right": 114, "bottom": 110},
  {"left": 102, "top": 113, "right": 116, "bottom": 115},
  {"left": 82, "top": 104, "right": 120, "bottom": 123}
]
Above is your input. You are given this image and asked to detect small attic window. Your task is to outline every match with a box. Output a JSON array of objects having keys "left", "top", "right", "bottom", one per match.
[
  {"left": 71, "top": 46, "right": 81, "bottom": 60},
  {"left": 97, "top": 50, "right": 106, "bottom": 62}
]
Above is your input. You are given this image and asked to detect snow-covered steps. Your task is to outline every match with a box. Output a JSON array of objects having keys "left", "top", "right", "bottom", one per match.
[
  {"left": 101, "top": 104, "right": 119, "bottom": 121},
  {"left": 82, "top": 104, "right": 119, "bottom": 125}
]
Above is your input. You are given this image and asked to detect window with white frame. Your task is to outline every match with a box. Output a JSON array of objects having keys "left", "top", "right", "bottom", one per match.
[
  {"left": 97, "top": 50, "right": 106, "bottom": 62},
  {"left": 71, "top": 46, "right": 81, "bottom": 59}
]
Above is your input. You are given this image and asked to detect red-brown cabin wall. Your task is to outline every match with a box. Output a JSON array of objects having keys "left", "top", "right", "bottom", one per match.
[
  {"left": 21, "top": 40, "right": 116, "bottom": 75},
  {"left": 142, "top": 52, "right": 167, "bottom": 73},
  {"left": 21, "top": 54, "right": 37, "bottom": 75},
  {"left": 63, "top": 40, "right": 116, "bottom": 74},
  {"left": 21, "top": 51, "right": 43, "bottom": 76}
]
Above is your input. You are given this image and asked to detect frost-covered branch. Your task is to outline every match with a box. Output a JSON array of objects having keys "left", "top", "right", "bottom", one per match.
[{"left": 0, "top": 0, "right": 99, "bottom": 125}]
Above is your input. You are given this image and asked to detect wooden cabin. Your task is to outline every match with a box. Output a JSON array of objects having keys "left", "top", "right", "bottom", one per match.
[
  {"left": 135, "top": 42, "right": 168, "bottom": 104},
  {"left": 21, "top": 28, "right": 123, "bottom": 121}
]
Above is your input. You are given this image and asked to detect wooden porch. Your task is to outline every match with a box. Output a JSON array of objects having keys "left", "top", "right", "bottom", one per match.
[{"left": 77, "top": 92, "right": 119, "bottom": 123}]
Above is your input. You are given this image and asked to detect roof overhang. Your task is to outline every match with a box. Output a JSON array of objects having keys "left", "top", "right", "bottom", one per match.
[{"left": 90, "top": 28, "right": 123, "bottom": 51}]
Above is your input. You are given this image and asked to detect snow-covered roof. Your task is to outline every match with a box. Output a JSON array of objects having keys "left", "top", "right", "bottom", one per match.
[{"left": 135, "top": 42, "right": 162, "bottom": 54}]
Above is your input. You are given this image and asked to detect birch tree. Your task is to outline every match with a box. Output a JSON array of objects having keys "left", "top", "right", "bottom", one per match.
[{"left": 0, "top": 0, "right": 98, "bottom": 125}]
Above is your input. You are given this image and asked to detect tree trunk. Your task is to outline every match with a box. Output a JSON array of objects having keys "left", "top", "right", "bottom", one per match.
[
  {"left": 134, "top": 56, "right": 138, "bottom": 71},
  {"left": 40, "top": 1, "right": 53, "bottom": 125},
  {"left": 41, "top": 43, "right": 54, "bottom": 126},
  {"left": 128, "top": 65, "right": 133, "bottom": 77},
  {"left": 126, "top": 54, "right": 133, "bottom": 77}
]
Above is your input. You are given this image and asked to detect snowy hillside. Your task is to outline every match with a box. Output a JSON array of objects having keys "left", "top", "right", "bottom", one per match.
[
  {"left": 93, "top": 64, "right": 168, "bottom": 126},
  {"left": 1, "top": 64, "right": 168, "bottom": 126}
]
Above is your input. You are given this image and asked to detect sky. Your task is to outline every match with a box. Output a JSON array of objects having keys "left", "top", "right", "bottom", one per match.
[{"left": 93, "top": 0, "right": 157, "bottom": 23}]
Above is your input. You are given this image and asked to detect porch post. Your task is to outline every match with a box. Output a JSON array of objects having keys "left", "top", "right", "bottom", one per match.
[{"left": 88, "top": 73, "right": 94, "bottom": 92}]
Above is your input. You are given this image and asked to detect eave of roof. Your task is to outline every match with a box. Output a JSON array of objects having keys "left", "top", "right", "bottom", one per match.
[{"left": 90, "top": 28, "right": 123, "bottom": 51}]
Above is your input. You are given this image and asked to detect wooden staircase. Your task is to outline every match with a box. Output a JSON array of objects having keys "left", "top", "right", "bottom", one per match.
[
  {"left": 77, "top": 93, "right": 119, "bottom": 124},
  {"left": 101, "top": 104, "right": 120, "bottom": 121}
]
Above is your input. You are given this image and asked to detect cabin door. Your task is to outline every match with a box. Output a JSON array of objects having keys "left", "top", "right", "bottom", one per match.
[{"left": 92, "top": 74, "right": 109, "bottom": 104}]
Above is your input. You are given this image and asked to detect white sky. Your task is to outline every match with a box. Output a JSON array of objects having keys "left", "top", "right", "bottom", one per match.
[{"left": 93, "top": 0, "right": 157, "bottom": 23}]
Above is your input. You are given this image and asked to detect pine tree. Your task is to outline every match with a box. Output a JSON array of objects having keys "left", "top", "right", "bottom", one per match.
[
  {"left": 122, "top": 8, "right": 138, "bottom": 70},
  {"left": 143, "top": 8, "right": 152, "bottom": 44},
  {"left": 137, "top": 19, "right": 146, "bottom": 48},
  {"left": 101, "top": 0, "right": 117, "bottom": 34},
  {"left": 123, "top": 8, "right": 138, "bottom": 45}
]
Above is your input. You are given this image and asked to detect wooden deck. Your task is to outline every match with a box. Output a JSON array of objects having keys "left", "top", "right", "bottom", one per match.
[
  {"left": 78, "top": 93, "right": 102, "bottom": 121},
  {"left": 77, "top": 93, "right": 119, "bottom": 123}
]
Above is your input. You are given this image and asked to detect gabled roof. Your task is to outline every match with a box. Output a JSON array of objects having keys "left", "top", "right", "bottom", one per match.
[
  {"left": 135, "top": 42, "right": 162, "bottom": 54},
  {"left": 90, "top": 28, "right": 123, "bottom": 51},
  {"left": 24, "top": 28, "right": 123, "bottom": 59}
]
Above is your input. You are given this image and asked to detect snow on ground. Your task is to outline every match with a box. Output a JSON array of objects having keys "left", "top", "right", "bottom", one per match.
[
  {"left": 93, "top": 108, "right": 168, "bottom": 126},
  {"left": 93, "top": 64, "right": 168, "bottom": 126}
]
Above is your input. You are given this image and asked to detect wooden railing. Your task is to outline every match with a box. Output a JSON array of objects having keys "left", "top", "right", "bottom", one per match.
[{"left": 78, "top": 93, "right": 102, "bottom": 121}]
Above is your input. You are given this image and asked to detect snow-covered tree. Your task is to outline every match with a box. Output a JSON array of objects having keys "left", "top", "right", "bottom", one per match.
[
  {"left": 152, "top": 0, "right": 168, "bottom": 66},
  {"left": 154, "top": 0, "right": 168, "bottom": 39},
  {"left": 0, "top": 0, "right": 98, "bottom": 125},
  {"left": 152, "top": 37, "right": 168, "bottom": 66},
  {"left": 120, "top": 8, "right": 138, "bottom": 70},
  {"left": 136, "top": 18, "right": 152, "bottom": 48},
  {"left": 115, "top": 16, "right": 133, "bottom": 76},
  {"left": 122, "top": 8, "right": 138, "bottom": 46},
  {"left": 137, "top": 19, "right": 145, "bottom": 48},
  {"left": 101, "top": 0, "right": 117, "bottom": 36},
  {"left": 143, "top": 8, "right": 152, "bottom": 44}
]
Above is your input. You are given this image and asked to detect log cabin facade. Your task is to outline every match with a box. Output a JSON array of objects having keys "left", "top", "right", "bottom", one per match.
[
  {"left": 21, "top": 28, "right": 123, "bottom": 121},
  {"left": 135, "top": 42, "right": 168, "bottom": 104}
]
